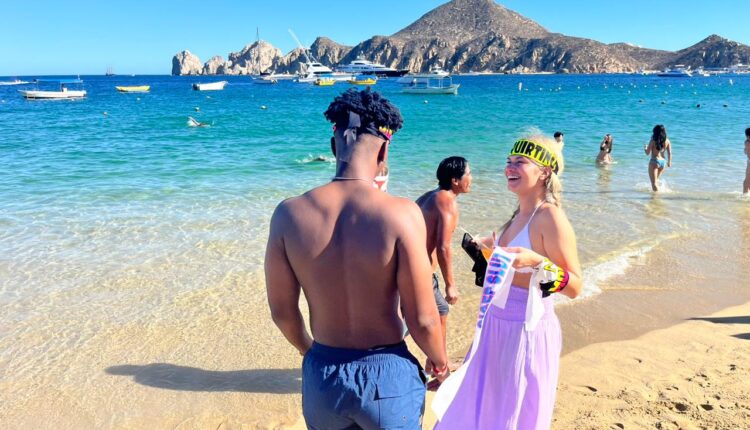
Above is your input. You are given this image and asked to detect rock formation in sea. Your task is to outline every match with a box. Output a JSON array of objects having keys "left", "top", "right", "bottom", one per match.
[
  {"left": 172, "top": 50, "right": 203, "bottom": 75},
  {"left": 171, "top": 0, "right": 750, "bottom": 75}
]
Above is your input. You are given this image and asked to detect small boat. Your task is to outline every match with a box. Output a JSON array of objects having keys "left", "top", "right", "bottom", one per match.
[
  {"left": 313, "top": 77, "right": 335, "bottom": 86},
  {"left": 396, "top": 66, "right": 451, "bottom": 84},
  {"left": 348, "top": 76, "right": 377, "bottom": 85},
  {"left": 192, "top": 81, "right": 228, "bottom": 91},
  {"left": 0, "top": 78, "right": 31, "bottom": 86},
  {"left": 657, "top": 65, "right": 692, "bottom": 77},
  {"left": 19, "top": 78, "right": 87, "bottom": 100},
  {"left": 401, "top": 75, "right": 459, "bottom": 95},
  {"left": 253, "top": 76, "right": 278, "bottom": 85},
  {"left": 116, "top": 85, "right": 150, "bottom": 93}
]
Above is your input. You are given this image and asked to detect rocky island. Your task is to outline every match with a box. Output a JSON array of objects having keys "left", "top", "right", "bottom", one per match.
[{"left": 172, "top": 0, "right": 750, "bottom": 75}]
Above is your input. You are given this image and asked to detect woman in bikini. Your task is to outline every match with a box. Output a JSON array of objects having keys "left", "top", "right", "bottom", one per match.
[
  {"left": 596, "top": 134, "right": 614, "bottom": 165},
  {"left": 434, "top": 134, "right": 582, "bottom": 430},
  {"left": 644, "top": 124, "right": 672, "bottom": 191},
  {"left": 743, "top": 127, "right": 749, "bottom": 195}
]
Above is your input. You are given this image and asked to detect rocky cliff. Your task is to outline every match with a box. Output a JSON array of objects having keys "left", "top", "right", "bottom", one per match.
[
  {"left": 171, "top": 0, "right": 750, "bottom": 75},
  {"left": 172, "top": 50, "right": 203, "bottom": 75}
]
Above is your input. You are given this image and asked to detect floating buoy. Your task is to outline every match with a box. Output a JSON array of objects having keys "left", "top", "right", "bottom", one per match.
[
  {"left": 260, "top": 105, "right": 267, "bottom": 110},
  {"left": 696, "top": 103, "right": 701, "bottom": 108},
  {"left": 103, "top": 111, "right": 108, "bottom": 116},
  {"left": 423, "top": 100, "right": 429, "bottom": 104},
  {"left": 661, "top": 101, "right": 666, "bottom": 104},
  {"left": 723, "top": 104, "right": 729, "bottom": 107},
  {"left": 194, "top": 107, "right": 200, "bottom": 112},
  {"left": 639, "top": 99, "right": 644, "bottom": 103}
]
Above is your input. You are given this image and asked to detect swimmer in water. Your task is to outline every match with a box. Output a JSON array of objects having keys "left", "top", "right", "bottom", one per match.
[
  {"left": 596, "top": 134, "right": 614, "bottom": 165},
  {"left": 187, "top": 116, "right": 209, "bottom": 127}
]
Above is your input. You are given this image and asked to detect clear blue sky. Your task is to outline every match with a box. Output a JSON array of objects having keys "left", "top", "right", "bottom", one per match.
[{"left": 2, "top": 0, "right": 749, "bottom": 76}]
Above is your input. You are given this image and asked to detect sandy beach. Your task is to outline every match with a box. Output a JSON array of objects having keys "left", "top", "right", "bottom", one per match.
[{"left": 417, "top": 301, "right": 750, "bottom": 430}]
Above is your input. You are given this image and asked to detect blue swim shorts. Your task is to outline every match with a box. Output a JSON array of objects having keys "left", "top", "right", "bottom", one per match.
[{"left": 302, "top": 341, "right": 426, "bottom": 430}]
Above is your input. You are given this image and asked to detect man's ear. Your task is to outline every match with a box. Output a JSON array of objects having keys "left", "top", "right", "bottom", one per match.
[
  {"left": 377, "top": 141, "right": 388, "bottom": 164},
  {"left": 330, "top": 137, "right": 336, "bottom": 156}
]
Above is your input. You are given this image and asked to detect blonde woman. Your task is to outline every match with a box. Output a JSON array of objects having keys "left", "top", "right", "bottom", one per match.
[
  {"left": 596, "top": 134, "right": 614, "bottom": 165},
  {"left": 434, "top": 135, "right": 581, "bottom": 430}
]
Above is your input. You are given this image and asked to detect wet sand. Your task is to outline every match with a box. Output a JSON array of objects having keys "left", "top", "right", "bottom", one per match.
[{"left": 2, "top": 205, "right": 749, "bottom": 429}]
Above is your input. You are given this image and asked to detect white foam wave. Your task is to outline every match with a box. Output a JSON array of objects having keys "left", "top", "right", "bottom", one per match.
[{"left": 555, "top": 243, "right": 654, "bottom": 305}]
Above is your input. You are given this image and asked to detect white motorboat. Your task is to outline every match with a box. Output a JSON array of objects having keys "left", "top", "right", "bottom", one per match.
[
  {"left": 192, "top": 81, "right": 228, "bottom": 91},
  {"left": 0, "top": 78, "right": 31, "bottom": 86},
  {"left": 401, "top": 75, "right": 459, "bottom": 95},
  {"left": 288, "top": 29, "right": 352, "bottom": 83},
  {"left": 254, "top": 76, "right": 278, "bottom": 85},
  {"left": 19, "top": 78, "right": 87, "bottom": 99},
  {"left": 335, "top": 58, "right": 409, "bottom": 77},
  {"left": 657, "top": 66, "right": 692, "bottom": 77},
  {"left": 396, "top": 66, "right": 451, "bottom": 84}
]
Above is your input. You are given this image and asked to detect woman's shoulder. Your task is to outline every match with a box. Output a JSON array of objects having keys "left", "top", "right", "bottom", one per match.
[{"left": 535, "top": 202, "right": 566, "bottom": 224}]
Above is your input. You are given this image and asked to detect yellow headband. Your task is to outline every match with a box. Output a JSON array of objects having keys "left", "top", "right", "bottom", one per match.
[{"left": 509, "top": 139, "right": 560, "bottom": 174}]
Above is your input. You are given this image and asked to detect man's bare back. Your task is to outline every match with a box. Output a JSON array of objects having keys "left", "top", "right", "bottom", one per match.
[{"left": 271, "top": 181, "right": 430, "bottom": 348}]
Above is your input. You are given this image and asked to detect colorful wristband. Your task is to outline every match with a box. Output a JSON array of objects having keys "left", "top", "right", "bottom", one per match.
[{"left": 535, "top": 257, "right": 569, "bottom": 297}]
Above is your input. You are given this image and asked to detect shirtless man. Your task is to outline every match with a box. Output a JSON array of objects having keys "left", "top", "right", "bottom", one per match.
[
  {"left": 415, "top": 156, "right": 472, "bottom": 370},
  {"left": 265, "top": 89, "right": 448, "bottom": 430}
]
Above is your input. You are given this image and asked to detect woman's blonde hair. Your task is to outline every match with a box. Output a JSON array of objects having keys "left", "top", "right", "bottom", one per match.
[{"left": 500, "top": 134, "right": 565, "bottom": 233}]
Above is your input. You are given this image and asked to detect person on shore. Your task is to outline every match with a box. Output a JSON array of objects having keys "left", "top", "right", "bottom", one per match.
[
  {"left": 553, "top": 131, "right": 564, "bottom": 145},
  {"left": 434, "top": 134, "right": 582, "bottom": 430},
  {"left": 744, "top": 127, "right": 750, "bottom": 194},
  {"left": 264, "top": 89, "right": 449, "bottom": 430},
  {"left": 415, "top": 156, "right": 473, "bottom": 371},
  {"left": 596, "top": 134, "right": 614, "bottom": 165},
  {"left": 644, "top": 124, "right": 672, "bottom": 191}
]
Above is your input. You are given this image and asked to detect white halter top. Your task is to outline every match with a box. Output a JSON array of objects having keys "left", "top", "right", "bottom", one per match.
[{"left": 498, "top": 202, "right": 543, "bottom": 250}]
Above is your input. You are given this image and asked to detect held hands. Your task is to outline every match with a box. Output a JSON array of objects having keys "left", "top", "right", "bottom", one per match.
[
  {"left": 445, "top": 285, "right": 459, "bottom": 305},
  {"left": 426, "top": 360, "right": 451, "bottom": 391}
]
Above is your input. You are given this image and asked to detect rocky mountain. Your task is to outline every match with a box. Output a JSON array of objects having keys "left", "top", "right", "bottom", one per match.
[
  {"left": 661, "top": 35, "right": 750, "bottom": 69},
  {"left": 392, "top": 0, "right": 548, "bottom": 42},
  {"left": 171, "top": 0, "right": 750, "bottom": 75}
]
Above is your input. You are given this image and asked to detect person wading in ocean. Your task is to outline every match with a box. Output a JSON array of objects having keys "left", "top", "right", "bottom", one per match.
[{"left": 264, "top": 88, "right": 449, "bottom": 429}]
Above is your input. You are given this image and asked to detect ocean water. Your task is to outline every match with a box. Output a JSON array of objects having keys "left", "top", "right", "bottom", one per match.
[{"left": 1, "top": 73, "right": 749, "bottom": 426}]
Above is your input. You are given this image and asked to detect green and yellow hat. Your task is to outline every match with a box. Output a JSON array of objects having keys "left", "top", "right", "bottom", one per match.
[{"left": 509, "top": 138, "right": 560, "bottom": 174}]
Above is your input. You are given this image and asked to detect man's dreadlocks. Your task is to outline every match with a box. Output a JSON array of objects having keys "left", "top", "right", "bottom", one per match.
[{"left": 324, "top": 88, "right": 403, "bottom": 135}]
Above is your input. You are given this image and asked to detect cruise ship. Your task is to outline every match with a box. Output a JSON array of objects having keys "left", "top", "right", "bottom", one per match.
[{"left": 336, "top": 58, "right": 409, "bottom": 77}]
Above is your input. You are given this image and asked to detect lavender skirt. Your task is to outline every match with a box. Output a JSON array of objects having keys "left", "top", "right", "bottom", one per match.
[{"left": 435, "top": 286, "right": 562, "bottom": 430}]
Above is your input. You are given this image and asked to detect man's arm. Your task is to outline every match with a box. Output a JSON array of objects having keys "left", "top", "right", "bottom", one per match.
[
  {"left": 264, "top": 202, "right": 313, "bottom": 355},
  {"left": 435, "top": 194, "right": 459, "bottom": 304},
  {"left": 395, "top": 201, "right": 449, "bottom": 378}
]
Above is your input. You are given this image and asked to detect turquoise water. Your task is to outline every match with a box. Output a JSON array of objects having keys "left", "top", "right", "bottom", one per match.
[
  {"left": 2, "top": 74, "right": 750, "bottom": 311},
  {"left": 2, "top": 74, "right": 750, "bottom": 425}
]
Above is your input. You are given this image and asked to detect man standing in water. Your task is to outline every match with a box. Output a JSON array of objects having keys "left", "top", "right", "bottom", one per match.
[
  {"left": 416, "top": 156, "right": 472, "bottom": 371},
  {"left": 265, "top": 89, "right": 448, "bottom": 429}
]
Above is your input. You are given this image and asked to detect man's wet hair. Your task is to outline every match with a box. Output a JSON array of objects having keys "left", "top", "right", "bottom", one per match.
[
  {"left": 745, "top": 127, "right": 750, "bottom": 139},
  {"left": 324, "top": 88, "right": 403, "bottom": 135},
  {"left": 553, "top": 131, "right": 564, "bottom": 139},
  {"left": 437, "top": 156, "right": 468, "bottom": 190}
]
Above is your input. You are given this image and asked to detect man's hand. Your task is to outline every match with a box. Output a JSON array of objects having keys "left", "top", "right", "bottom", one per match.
[{"left": 445, "top": 285, "right": 459, "bottom": 305}]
